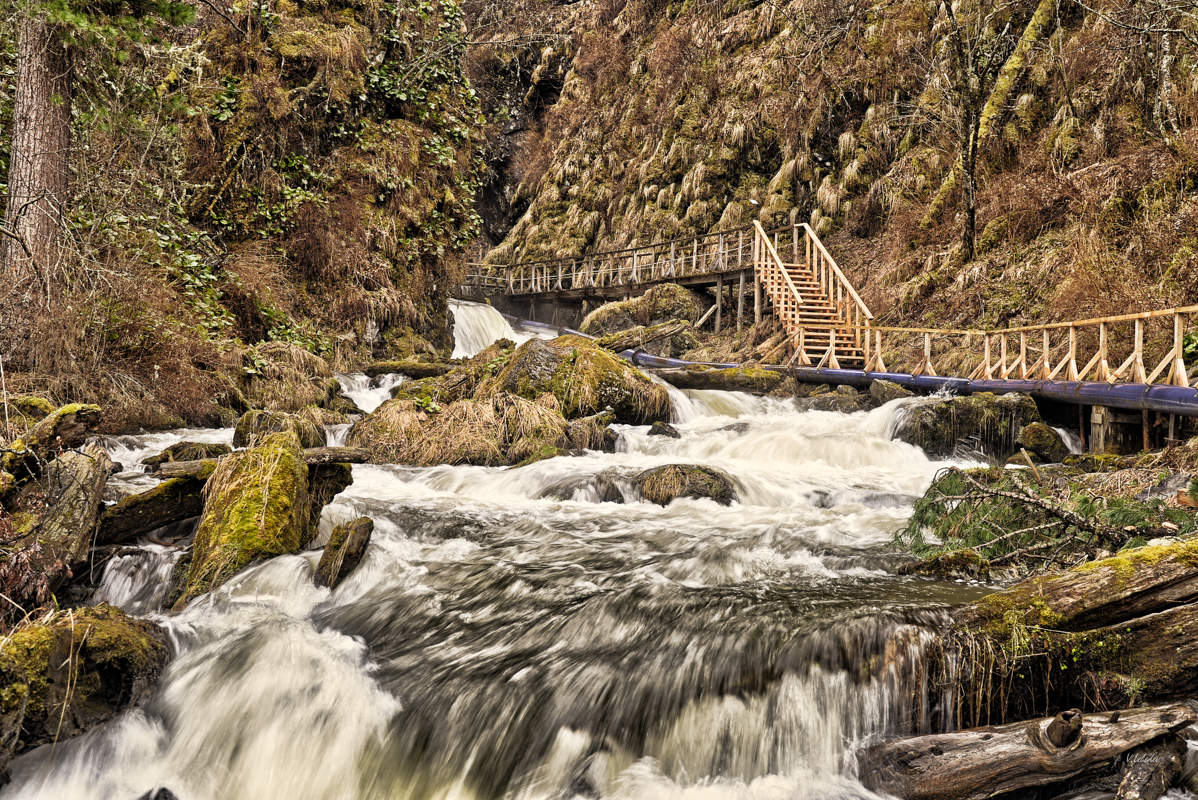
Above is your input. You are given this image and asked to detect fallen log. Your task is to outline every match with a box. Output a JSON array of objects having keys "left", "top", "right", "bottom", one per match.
[
  {"left": 154, "top": 446, "right": 370, "bottom": 478},
  {"left": 96, "top": 467, "right": 215, "bottom": 546},
  {"left": 364, "top": 360, "right": 453, "bottom": 378},
  {"left": 1, "top": 403, "right": 102, "bottom": 484},
  {"left": 859, "top": 703, "right": 1197, "bottom": 800},
  {"left": 651, "top": 365, "right": 783, "bottom": 394},
  {"left": 1116, "top": 734, "right": 1186, "bottom": 800}
]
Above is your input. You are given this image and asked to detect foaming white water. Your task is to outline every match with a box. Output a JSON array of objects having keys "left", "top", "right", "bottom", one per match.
[
  {"left": 451, "top": 298, "right": 554, "bottom": 358},
  {"left": 92, "top": 546, "right": 183, "bottom": 616},
  {"left": 98, "top": 427, "right": 233, "bottom": 475},
  {"left": 336, "top": 371, "right": 406, "bottom": 413},
  {"left": 11, "top": 391, "right": 985, "bottom": 800}
]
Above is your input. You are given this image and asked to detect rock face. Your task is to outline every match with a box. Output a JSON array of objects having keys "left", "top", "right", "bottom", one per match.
[
  {"left": 479, "top": 336, "right": 670, "bottom": 424},
  {"left": 233, "top": 409, "right": 326, "bottom": 449},
  {"left": 314, "top": 517, "right": 373, "bottom": 589},
  {"left": 1017, "top": 422, "right": 1069, "bottom": 463},
  {"left": 633, "top": 464, "right": 737, "bottom": 506},
  {"left": 579, "top": 283, "right": 706, "bottom": 336},
  {"left": 173, "top": 432, "right": 317, "bottom": 608},
  {"left": 0, "top": 606, "right": 168, "bottom": 781},
  {"left": 892, "top": 392, "right": 1041, "bottom": 460},
  {"left": 142, "top": 441, "right": 232, "bottom": 466}
]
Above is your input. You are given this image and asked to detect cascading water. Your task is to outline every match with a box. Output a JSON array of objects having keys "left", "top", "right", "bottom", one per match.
[
  {"left": 6, "top": 319, "right": 989, "bottom": 800},
  {"left": 335, "top": 372, "right": 407, "bottom": 414},
  {"left": 450, "top": 298, "right": 555, "bottom": 358}
]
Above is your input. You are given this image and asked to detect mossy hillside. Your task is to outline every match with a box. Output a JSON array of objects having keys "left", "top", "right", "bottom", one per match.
[
  {"left": 0, "top": 606, "right": 167, "bottom": 771},
  {"left": 175, "top": 431, "right": 311, "bottom": 608},
  {"left": 478, "top": 336, "right": 670, "bottom": 424}
]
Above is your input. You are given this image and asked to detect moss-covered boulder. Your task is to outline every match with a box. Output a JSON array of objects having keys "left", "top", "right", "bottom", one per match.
[
  {"left": 1018, "top": 422, "right": 1069, "bottom": 464},
  {"left": 633, "top": 464, "right": 737, "bottom": 506},
  {"left": 649, "top": 421, "right": 681, "bottom": 438},
  {"left": 314, "top": 517, "right": 373, "bottom": 589},
  {"left": 0, "top": 606, "right": 168, "bottom": 779},
  {"left": 579, "top": 284, "right": 706, "bottom": 336},
  {"left": 800, "top": 384, "right": 871, "bottom": 413},
  {"left": 142, "top": 441, "right": 232, "bottom": 466},
  {"left": 233, "top": 409, "right": 326, "bottom": 449},
  {"left": 478, "top": 336, "right": 670, "bottom": 424},
  {"left": 892, "top": 392, "right": 1041, "bottom": 460},
  {"left": 173, "top": 432, "right": 312, "bottom": 608},
  {"left": 869, "top": 379, "right": 915, "bottom": 406}
]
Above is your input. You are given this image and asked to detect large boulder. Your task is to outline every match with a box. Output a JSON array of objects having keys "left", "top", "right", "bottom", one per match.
[
  {"left": 656, "top": 365, "right": 784, "bottom": 395},
  {"left": 633, "top": 464, "right": 737, "bottom": 506},
  {"left": 0, "top": 606, "right": 168, "bottom": 781},
  {"left": 579, "top": 283, "right": 706, "bottom": 336},
  {"left": 892, "top": 392, "right": 1041, "bottom": 460},
  {"left": 173, "top": 431, "right": 316, "bottom": 608},
  {"left": 1018, "top": 422, "right": 1069, "bottom": 464},
  {"left": 869, "top": 379, "right": 915, "bottom": 405},
  {"left": 348, "top": 393, "right": 571, "bottom": 467},
  {"left": 478, "top": 336, "right": 670, "bottom": 424},
  {"left": 799, "top": 384, "right": 871, "bottom": 413},
  {"left": 233, "top": 409, "right": 326, "bottom": 449}
]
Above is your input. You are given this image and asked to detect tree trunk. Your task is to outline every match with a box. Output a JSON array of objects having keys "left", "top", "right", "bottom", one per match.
[
  {"left": 1, "top": 13, "right": 71, "bottom": 286},
  {"left": 961, "top": 122, "right": 978, "bottom": 263}
]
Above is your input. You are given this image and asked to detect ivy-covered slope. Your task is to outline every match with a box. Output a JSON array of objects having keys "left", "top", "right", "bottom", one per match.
[{"left": 478, "top": 0, "right": 1198, "bottom": 331}]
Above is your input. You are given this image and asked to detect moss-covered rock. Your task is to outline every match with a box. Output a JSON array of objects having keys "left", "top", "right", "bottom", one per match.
[
  {"left": 800, "top": 384, "right": 871, "bottom": 413},
  {"left": 633, "top": 464, "right": 737, "bottom": 506},
  {"left": 1018, "top": 422, "right": 1069, "bottom": 464},
  {"left": 314, "top": 517, "right": 373, "bottom": 589},
  {"left": 579, "top": 284, "right": 706, "bottom": 336},
  {"left": 142, "top": 441, "right": 232, "bottom": 466},
  {"left": 233, "top": 409, "right": 326, "bottom": 449},
  {"left": 649, "top": 421, "right": 681, "bottom": 438},
  {"left": 868, "top": 379, "right": 915, "bottom": 405},
  {"left": 173, "top": 432, "right": 311, "bottom": 608},
  {"left": 892, "top": 392, "right": 1041, "bottom": 460},
  {"left": 478, "top": 336, "right": 670, "bottom": 424},
  {"left": 0, "top": 606, "right": 168, "bottom": 778}
]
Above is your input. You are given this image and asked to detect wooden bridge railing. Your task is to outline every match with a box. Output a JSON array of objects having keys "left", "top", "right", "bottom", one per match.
[
  {"left": 463, "top": 223, "right": 778, "bottom": 296},
  {"left": 851, "top": 307, "right": 1194, "bottom": 387}
]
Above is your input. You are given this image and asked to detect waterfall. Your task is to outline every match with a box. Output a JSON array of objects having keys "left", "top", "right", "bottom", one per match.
[
  {"left": 450, "top": 298, "right": 555, "bottom": 358},
  {"left": 10, "top": 390, "right": 987, "bottom": 800},
  {"left": 335, "top": 372, "right": 407, "bottom": 414}
]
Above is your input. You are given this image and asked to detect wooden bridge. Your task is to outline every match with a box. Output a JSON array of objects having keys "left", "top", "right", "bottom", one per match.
[{"left": 462, "top": 221, "right": 1196, "bottom": 392}]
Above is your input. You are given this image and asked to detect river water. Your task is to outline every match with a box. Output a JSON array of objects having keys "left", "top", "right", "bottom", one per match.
[{"left": 5, "top": 301, "right": 988, "bottom": 800}]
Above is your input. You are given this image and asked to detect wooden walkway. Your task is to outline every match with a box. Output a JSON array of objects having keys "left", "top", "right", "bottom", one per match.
[{"left": 463, "top": 222, "right": 1195, "bottom": 388}]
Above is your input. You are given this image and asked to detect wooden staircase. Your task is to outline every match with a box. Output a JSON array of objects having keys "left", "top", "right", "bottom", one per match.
[{"left": 752, "top": 221, "right": 873, "bottom": 369}]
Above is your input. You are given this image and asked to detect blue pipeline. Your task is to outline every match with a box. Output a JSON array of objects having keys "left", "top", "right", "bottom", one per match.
[{"left": 494, "top": 309, "right": 1198, "bottom": 417}]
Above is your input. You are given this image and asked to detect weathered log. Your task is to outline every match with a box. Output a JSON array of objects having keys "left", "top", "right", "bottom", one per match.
[
  {"left": 594, "top": 319, "right": 690, "bottom": 353},
  {"left": 33, "top": 443, "right": 115, "bottom": 587},
  {"left": 141, "top": 441, "right": 231, "bottom": 466},
  {"left": 96, "top": 466, "right": 214, "bottom": 546},
  {"left": 859, "top": 702, "right": 1196, "bottom": 800},
  {"left": 1115, "top": 734, "right": 1186, "bottom": 800},
  {"left": 154, "top": 446, "right": 369, "bottom": 478}
]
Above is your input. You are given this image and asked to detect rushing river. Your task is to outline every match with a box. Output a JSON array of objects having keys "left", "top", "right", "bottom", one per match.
[{"left": 5, "top": 301, "right": 989, "bottom": 800}]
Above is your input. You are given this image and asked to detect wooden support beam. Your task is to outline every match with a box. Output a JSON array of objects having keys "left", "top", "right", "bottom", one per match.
[
  {"left": 715, "top": 275, "right": 723, "bottom": 333},
  {"left": 736, "top": 271, "right": 745, "bottom": 332}
]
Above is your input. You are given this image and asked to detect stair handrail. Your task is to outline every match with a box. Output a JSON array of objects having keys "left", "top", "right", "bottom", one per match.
[
  {"left": 800, "top": 223, "right": 872, "bottom": 322},
  {"left": 752, "top": 221, "right": 805, "bottom": 306}
]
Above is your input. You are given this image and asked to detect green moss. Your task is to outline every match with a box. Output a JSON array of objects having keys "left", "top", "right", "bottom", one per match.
[
  {"left": 175, "top": 431, "right": 311, "bottom": 607},
  {"left": 1018, "top": 422, "right": 1068, "bottom": 463}
]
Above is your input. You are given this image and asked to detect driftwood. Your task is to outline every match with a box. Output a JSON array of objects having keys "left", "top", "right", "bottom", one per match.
[
  {"left": 595, "top": 319, "right": 690, "bottom": 353},
  {"left": 155, "top": 446, "right": 369, "bottom": 478},
  {"left": 1116, "top": 734, "right": 1187, "bottom": 800},
  {"left": 860, "top": 703, "right": 1197, "bottom": 800}
]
